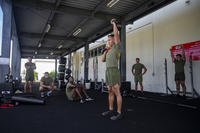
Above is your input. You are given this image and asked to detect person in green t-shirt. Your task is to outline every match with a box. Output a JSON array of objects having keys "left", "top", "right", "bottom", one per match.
[
  {"left": 101, "top": 18, "right": 122, "bottom": 120},
  {"left": 132, "top": 58, "right": 147, "bottom": 93},
  {"left": 39, "top": 72, "right": 56, "bottom": 97},
  {"left": 24, "top": 57, "right": 36, "bottom": 93},
  {"left": 66, "top": 76, "right": 93, "bottom": 103},
  {"left": 171, "top": 46, "right": 187, "bottom": 97}
]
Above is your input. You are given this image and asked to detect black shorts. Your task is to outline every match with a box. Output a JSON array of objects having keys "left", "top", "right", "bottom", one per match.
[{"left": 175, "top": 72, "right": 185, "bottom": 81}]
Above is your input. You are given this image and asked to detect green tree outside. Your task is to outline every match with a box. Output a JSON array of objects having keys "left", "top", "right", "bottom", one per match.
[{"left": 34, "top": 71, "right": 38, "bottom": 81}]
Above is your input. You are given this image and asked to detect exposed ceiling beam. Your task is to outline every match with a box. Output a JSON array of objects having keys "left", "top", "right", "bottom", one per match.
[
  {"left": 61, "top": 23, "right": 112, "bottom": 56},
  {"left": 22, "top": 51, "right": 64, "bottom": 55},
  {"left": 22, "top": 50, "right": 67, "bottom": 56},
  {"left": 21, "top": 54, "right": 58, "bottom": 59},
  {"left": 21, "top": 46, "right": 69, "bottom": 53},
  {"left": 60, "top": 0, "right": 111, "bottom": 56},
  {"left": 20, "top": 32, "right": 87, "bottom": 42},
  {"left": 21, "top": 46, "right": 68, "bottom": 50},
  {"left": 22, "top": 47, "right": 59, "bottom": 52},
  {"left": 13, "top": 0, "right": 119, "bottom": 21}
]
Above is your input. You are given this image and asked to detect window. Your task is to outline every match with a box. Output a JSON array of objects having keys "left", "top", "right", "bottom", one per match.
[{"left": 0, "top": 6, "right": 3, "bottom": 56}]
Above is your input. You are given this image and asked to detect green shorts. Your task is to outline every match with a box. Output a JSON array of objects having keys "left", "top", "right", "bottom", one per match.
[
  {"left": 106, "top": 67, "right": 120, "bottom": 86},
  {"left": 134, "top": 75, "right": 143, "bottom": 83},
  {"left": 175, "top": 72, "right": 185, "bottom": 81},
  {"left": 25, "top": 73, "right": 34, "bottom": 82}
]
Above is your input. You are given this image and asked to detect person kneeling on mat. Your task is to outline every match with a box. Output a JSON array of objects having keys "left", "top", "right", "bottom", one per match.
[
  {"left": 66, "top": 76, "right": 93, "bottom": 103},
  {"left": 39, "top": 72, "right": 56, "bottom": 98}
]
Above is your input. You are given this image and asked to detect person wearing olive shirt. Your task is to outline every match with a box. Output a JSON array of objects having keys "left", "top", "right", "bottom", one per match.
[
  {"left": 171, "top": 45, "right": 187, "bottom": 97},
  {"left": 132, "top": 58, "right": 147, "bottom": 93},
  {"left": 173, "top": 53, "right": 186, "bottom": 97},
  {"left": 39, "top": 72, "right": 56, "bottom": 97},
  {"left": 101, "top": 18, "right": 122, "bottom": 120},
  {"left": 24, "top": 57, "right": 36, "bottom": 93}
]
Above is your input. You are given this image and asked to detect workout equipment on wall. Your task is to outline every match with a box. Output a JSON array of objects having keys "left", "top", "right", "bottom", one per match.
[
  {"left": 64, "top": 68, "right": 72, "bottom": 84},
  {"left": 165, "top": 57, "right": 199, "bottom": 98},
  {"left": 164, "top": 59, "right": 174, "bottom": 95},
  {"left": 58, "top": 72, "right": 65, "bottom": 80},
  {"left": 65, "top": 74, "right": 71, "bottom": 80},
  {"left": 58, "top": 57, "right": 67, "bottom": 90},
  {"left": 59, "top": 69, "right": 72, "bottom": 89},
  {"left": 189, "top": 55, "right": 200, "bottom": 98},
  {"left": 58, "top": 65, "right": 66, "bottom": 72},
  {"left": 65, "top": 68, "right": 72, "bottom": 75},
  {"left": 59, "top": 57, "right": 67, "bottom": 64}
]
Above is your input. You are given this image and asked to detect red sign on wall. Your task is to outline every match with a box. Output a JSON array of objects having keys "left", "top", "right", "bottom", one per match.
[{"left": 171, "top": 40, "right": 200, "bottom": 61}]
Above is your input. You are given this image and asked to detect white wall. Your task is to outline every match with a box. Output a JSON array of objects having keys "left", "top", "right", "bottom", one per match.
[
  {"left": 127, "top": 23, "right": 156, "bottom": 92},
  {"left": 21, "top": 59, "right": 55, "bottom": 81},
  {"left": 75, "top": 0, "right": 200, "bottom": 95},
  {"left": 35, "top": 60, "right": 55, "bottom": 80},
  {"left": 126, "top": 0, "right": 200, "bottom": 94}
]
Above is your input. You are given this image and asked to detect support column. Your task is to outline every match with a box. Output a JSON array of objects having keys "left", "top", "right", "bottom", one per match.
[
  {"left": 84, "top": 44, "right": 89, "bottom": 81},
  {"left": 11, "top": 14, "right": 21, "bottom": 79},
  {"left": 120, "top": 21, "right": 126, "bottom": 82},
  {"left": 11, "top": 35, "right": 21, "bottom": 79},
  {"left": 55, "top": 58, "right": 57, "bottom": 80},
  {"left": 0, "top": 0, "right": 12, "bottom": 83}
]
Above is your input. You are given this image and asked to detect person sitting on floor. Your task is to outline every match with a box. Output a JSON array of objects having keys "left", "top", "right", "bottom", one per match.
[
  {"left": 39, "top": 72, "right": 56, "bottom": 97},
  {"left": 66, "top": 76, "right": 93, "bottom": 103}
]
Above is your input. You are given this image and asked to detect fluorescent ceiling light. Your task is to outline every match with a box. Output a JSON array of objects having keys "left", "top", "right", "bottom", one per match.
[
  {"left": 107, "top": 0, "right": 120, "bottom": 8},
  {"left": 45, "top": 24, "right": 51, "bottom": 33},
  {"left": 38, "top": 43, "right": 42, "bottom": 48},
  {"left": 50, "top": 52, "right": 54, "bottom": 55},
  {"left": 35, "top": 51, "right": 37, "bottom": 55},
  {"left": 58, "top": 45, "right": 63, "bottom": 49},
  {"left": 73, "top": 28, "right": 82, "bottom": 36}
]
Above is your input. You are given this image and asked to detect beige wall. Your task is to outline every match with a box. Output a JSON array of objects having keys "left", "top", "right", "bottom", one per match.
[
  {"left": 71, "top": 52, "right": 84, "bottom": 81},
  {"left": 126, "top": 0, "right": 200, "bottom": 93}
]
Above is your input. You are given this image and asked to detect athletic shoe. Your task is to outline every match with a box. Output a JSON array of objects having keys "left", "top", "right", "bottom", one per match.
[
  {"left": 85, "top": 97, "right": 94, "bottom": 101},
  {"left": 41, "top": 92, "right": 45, "bottom": 98},
  {"left": 110, "top": 113, "right": 123, "bottom": 120},
  {"left": 47, "top": 91, "right": 52, "bottom": 97},
  {"left": 101, "top": 110, "right": 113, "bottom": 116},
  {"left": 80, "top": 99, "right": 85, "bottom": 104}
]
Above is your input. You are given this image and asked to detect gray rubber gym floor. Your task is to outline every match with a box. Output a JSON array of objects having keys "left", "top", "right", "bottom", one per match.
[{"left": 0, "top": 90, "right": 199, "bottom": 133}]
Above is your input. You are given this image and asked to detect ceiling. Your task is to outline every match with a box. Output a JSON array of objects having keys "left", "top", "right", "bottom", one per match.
[{"left": 13, "top": 0, "right": 175, "bottom": 59}]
